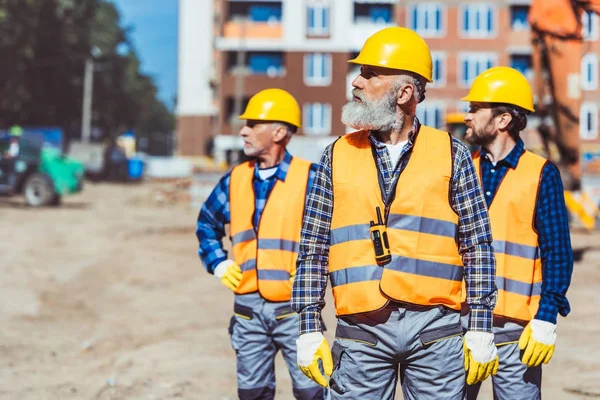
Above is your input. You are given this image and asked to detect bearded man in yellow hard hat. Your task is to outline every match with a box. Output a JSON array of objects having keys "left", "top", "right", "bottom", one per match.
[
  {"left": 462, "top": 67, "right": 573, "bottom": 400},
  {"left": 196, "top": 88, "right": 324, "bottom": 400},
  {"left": 291, "top": 27, "right": 499, "bottom": 399}
]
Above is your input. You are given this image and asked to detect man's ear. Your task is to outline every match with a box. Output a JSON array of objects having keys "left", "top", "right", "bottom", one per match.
[
  {"left": 396, "top": 82, "right": 414, "bottom": 106},
  {"left": 497, "top": 112, "right": 513, "bottom": 131},
  {"left": 272, "top": 124, "right": 288, "bottom": 143}
]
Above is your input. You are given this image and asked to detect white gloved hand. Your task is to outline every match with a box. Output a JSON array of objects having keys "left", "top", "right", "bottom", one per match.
[
  {"left": 297, "top": 332, "right": 333, "bottom": 388},
  {"left": 464, "top": 331, "right": 499, "bottom": 385},
  {"left": 214, "top": 259, "right": 235, "bottom": 279},
  {"left": 529, "top": 319, "right": 556, "bottom": 345},
  {"left": 213, "top": 260, "right": 242, "bottom": 291},
  {"left": 465, "top": 331, "right": 498, "bottom": 363},
  {"left": 519, "top": 319, "right": 557, "bottom": 367}
]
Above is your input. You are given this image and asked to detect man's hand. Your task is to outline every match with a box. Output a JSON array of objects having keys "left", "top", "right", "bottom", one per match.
[
  {"left": 519, "top": 319, "right": 556, "bottom": 368},
  {"left": 464, "top": 331, "right": 499, "bottom": 385},
  {"left": 289, "top": 268, "right": 296, "bottom": 286},
  {"left": 213, "top": 260, "right": 243, "bottom": 291},
  {"left": 297, "top": 332, "right": 333, "bottom": 388}
]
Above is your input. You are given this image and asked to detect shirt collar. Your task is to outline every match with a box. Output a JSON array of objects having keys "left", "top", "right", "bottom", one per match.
[
  {"left": 253, "top": 150, "right": 292, "bottom": 182},
  {"left": 368, "top": 117, "right": 420, "bottom": 148},
  {"left": 480, "top": 138, "right": 525, "bottom": 169}
]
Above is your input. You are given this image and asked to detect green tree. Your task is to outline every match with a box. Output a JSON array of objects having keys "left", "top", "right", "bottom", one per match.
[{"left": 0, "top": 0, "right": 173, "bottom": 144}]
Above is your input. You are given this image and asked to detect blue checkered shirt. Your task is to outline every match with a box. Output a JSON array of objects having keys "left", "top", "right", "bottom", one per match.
[
  {"left": 479, "top": 139, "right": 573, "bottom": 324},
  {"left": 291, "top": 119, "right": 497, "bottom": 334},
  {"left": 196, "top": 151, "right": 317, "bottom": 273}
]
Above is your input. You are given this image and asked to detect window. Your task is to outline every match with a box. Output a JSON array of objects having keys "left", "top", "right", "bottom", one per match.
[
  {"left": 580, "top": 102, "right": 598, "bottom": 140},
  {"left": 303, "top": 103, "right": 332, "bottom": 135},
  {"left": 354, "top": 3, "right": 393, "bottom": 24},
  {"left": 307, "top": 2, "right": 329, "bottom": 36},
  {"left": 459, "top": 53, "right": 497, "bottom": 87},
  {"left": 416, "top": 103, "right": 444, "bottom": 129},
  {"left": 247, "top": 52, "right": 284, "bottom": 76},
  {"left": 510, "top": 5, "right": 529, "bottom": 31},
  {"left": 461, "top": 4, "right": 496, "bottom": 38},
  {"left": 430, "top": 52, "right": 446, "bottom": 87},
  {"left": 227, "top": 52, "right": 284, "bottom": 76},
  {"left": 583, "top": 11, "right": 599, "bottom": 41},
  {"left": 510, "top": 54, "right": 533, "bottom": 80},
  {"left": 227, "top": 3, "right": 282, "bottom": 23},
  {"left": 581, "top": 53, "right": 598, "bottom": 91},
  {"left": 248, "top": 4, "right": 282, "bottom": 22},
  {"left": 408, "top": 3, "right": 444, "bottom": 37},
  {"left": 304, "top": 53, "right": 332, "bottom": 86}
]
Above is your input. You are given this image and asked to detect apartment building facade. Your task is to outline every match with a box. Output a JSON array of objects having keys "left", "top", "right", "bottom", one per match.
[
  {"left": 176, "top": 0, "right": 600, "bottom": 171},
  {"left": 402, "top": 1, "right": 600, "bottom": 165},
  {"left": 215, "top": 0, "right": 397, "bottom": 138}
]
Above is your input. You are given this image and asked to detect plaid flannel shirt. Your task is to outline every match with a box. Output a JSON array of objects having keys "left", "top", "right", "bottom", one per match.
[
  {"left": 291, "top": 119, "right": 497, "bottom": 334},
  {"left": 479, "top": 139, "right": 573, "bottom": 324}
]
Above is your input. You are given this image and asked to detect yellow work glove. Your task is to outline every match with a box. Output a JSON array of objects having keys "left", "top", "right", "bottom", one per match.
[
  {"left": 464, "top": 331, "right": 499, "bottom": 385},
  {"left": 297, "top": 332, "right": 333, "bottom": 388},
  {"left": 289, "top": 268, "right": 296, "bottom": 286},
  {"left": 213, "top": 260, "right": 243, "bottom": 291},
  {"left": 518, "top": 319, "right": 556, "bottom": 368}
]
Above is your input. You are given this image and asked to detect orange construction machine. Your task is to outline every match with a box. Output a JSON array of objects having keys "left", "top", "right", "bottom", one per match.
[
  {"left": 529, "top": 0, "right": 600, "bottom": 231},
  {"left": 529, "top": 0, "right": 600, "bottom": 191}
]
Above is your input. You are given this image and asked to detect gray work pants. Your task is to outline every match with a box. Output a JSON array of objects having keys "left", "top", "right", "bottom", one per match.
[
  {"left": 229, "top": 292, "right": 326, "bottom": 400},
  {"left": 466, "top": 322, "right": 542, "bottom": 400},
  {"left": 329, "top": 303, "right": 465, "bottom": 400}
]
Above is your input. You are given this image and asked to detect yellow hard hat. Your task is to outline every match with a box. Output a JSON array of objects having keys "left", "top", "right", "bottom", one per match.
[
  {"left": 461, "top": 66, "right": 535, "bottom": 112},
  {"left": 239, "top": 88, "right": 301, "bottom": 128},
  {"left": 349, "top": 27, "right": 433, "bottom": 82},
  {"left": 446, "top": 113, "right": 466, "bottom": 125}
]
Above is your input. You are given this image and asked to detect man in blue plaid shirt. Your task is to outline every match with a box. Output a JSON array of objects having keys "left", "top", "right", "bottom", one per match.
[
  {"left": 196, "top": 88, "right": 323, "bottom": 400},
  {"left": 461, "top": 67, "right": 573, "bottom": 400},
  {"left": 291, "top": 27, "right": 498, "bottom": 400}
]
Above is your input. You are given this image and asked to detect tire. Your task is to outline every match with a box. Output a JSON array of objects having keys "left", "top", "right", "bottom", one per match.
[
  {"left": 23, "top": 173, "right": 55, "bottom": 207},
  {"left": 49, "top": 193, "right": 62, "bottom": 206}
]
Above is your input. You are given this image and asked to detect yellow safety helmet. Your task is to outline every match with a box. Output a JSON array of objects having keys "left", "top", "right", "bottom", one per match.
[
  {"left": 349, "top": 27, "right": 433, "bottom": 83},
  {"left": 446, "top": 112, "right": 466, "bottom": 125},
  {"left": 239, "top": 88, "right": 301, "bottom": 128},
  {"left": 461, "top": 66, "right": 535, "bottom": 112}
]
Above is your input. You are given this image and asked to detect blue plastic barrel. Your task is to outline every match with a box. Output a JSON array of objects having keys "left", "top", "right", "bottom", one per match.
[{"left": 127, "top": 157, "right": 144, "bottom": 180}]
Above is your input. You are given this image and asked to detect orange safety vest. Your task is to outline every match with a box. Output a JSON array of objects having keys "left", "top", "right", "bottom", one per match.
[
  {"left": 473, "top": 150, "right": 546, "bottom": 322},
  {"left": 330, "top": 127, "right": 464, "bottom": 316},
  {"left": 229, "top": 156, "right": 311, "bottom": 302}
]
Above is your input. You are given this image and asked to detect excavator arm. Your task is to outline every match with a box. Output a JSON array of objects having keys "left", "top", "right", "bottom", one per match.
[{"left": 530, "top": 0, "right": 600, "bottom": 229}]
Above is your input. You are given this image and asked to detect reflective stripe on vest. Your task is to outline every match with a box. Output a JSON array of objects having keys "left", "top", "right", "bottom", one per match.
[
  {"left": 474, "top": 150, "right": 546, "bottom": 322},
  {"left": 330, "top": 127, "right": 463, "bottom": 316},
  {"left": 229, "top": 157, "right": 311, "bottom": 301}
]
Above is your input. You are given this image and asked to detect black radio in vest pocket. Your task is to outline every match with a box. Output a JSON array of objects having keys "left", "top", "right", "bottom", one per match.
[{"left": 370, "top": 207, "right": 392, "bottom": 266}]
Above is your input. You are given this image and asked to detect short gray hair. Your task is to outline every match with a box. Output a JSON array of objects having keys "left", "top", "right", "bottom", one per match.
[{"left": 273, "top": 122, "right": 296, "bottom": 139}]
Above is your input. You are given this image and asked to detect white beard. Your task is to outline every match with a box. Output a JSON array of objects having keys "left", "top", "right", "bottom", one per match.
[{"left": 341, "top": 88, "right": 405, "bottom": 132}]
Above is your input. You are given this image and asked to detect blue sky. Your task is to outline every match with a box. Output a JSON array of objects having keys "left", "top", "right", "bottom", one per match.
[{"left": 112, "top": 0, "right": 178, "bottom": 110}]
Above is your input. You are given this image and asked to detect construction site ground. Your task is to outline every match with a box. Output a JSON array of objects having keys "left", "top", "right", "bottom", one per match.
[{"left": 0, "top": 179, "right": 599, "bottom": 400}]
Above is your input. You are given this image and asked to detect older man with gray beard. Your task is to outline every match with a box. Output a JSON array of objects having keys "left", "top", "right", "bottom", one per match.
[{"left": 291, "top": 27, "right": 499, "bottom": 399}]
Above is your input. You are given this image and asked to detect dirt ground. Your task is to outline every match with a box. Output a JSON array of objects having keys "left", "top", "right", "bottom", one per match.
[{"left": 0, "top": 179, "right": 599, "bottom": 400}]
